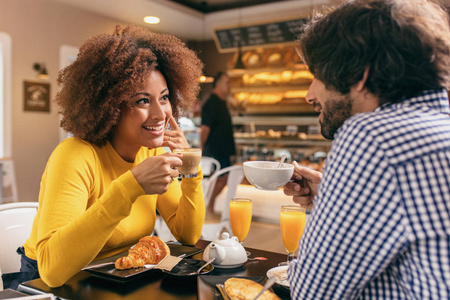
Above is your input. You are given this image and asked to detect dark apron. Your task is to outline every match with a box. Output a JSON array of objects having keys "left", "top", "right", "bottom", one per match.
[{"left": 1, "top": 247, "right": 40, "bottom": 290}]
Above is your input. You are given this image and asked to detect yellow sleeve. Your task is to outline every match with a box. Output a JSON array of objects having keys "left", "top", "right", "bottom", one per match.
[
  {"left": 35, "top": 140, "right": 145, "bottom": 287},
  {"left": 156, "top": 150, "right": 205, "bottom": 245}
]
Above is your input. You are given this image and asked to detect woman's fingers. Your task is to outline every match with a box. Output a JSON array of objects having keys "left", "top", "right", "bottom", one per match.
[
  {"left": 163, "top": 117, "right": 190, "bottom": 149},
  {"left": 168, "top": 116, "right": 179, "bottom": 130}
]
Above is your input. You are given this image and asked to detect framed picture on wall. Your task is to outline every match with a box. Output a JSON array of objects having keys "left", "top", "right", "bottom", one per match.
[{"left": 23, "top": 81, "right": 50, "bottom": 112}]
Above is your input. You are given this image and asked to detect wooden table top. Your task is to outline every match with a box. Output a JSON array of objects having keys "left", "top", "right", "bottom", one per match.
[{"left": 18, "top": 240, "right": 290, "bottom": 300}]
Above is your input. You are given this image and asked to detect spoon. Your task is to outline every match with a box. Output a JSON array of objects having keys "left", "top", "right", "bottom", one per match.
[
  {"left": 188, "top": 257, "right": 215, "bottom": 275},
  {"left": 277, "top": 154, "right": 287, "bottom": 169},
  {"left": 253, "top": 276, "right": 277, "bottom": 300}
]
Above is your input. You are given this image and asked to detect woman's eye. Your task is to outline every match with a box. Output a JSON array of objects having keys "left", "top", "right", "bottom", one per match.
[
  {"left": 136, "top": 98, "right": 149, "bottom": 104},
  {"left": 160, "top": 94, "right": 170, "bottom": 103}
]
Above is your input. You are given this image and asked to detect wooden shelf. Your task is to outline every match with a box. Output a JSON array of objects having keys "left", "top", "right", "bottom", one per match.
[
  {"left": 235, "top": 137, "right": 331, "bottom": 147},
  {"left": 232, "top": 116, "right": 319, "bottom": 126},
  {"left": 231, "top": 84, "right": 311, "bottom": 94},
  {"left": 227, "top": 64, "right": 310, "bottom": 77}
]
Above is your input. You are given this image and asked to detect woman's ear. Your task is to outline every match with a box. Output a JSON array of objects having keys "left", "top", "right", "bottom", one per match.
[{"left": 354, "top": 67, "right": 370, "bottom": 92}]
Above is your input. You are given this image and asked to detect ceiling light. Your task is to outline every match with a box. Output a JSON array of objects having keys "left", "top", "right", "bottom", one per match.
[
  {"left": 144, "top": 16, "right": 160, "bottom": 24},
  {"left": 199, "top": 75, "right": 214, "bottom": 83}
]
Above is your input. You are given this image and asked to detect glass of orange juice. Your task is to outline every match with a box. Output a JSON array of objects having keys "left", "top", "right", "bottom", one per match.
[
  {"left": 279, "top": 205, "right": 306, "bottom": 266},
  {"left": 229, "top": 198, "right": 253, "bottom": 243}
]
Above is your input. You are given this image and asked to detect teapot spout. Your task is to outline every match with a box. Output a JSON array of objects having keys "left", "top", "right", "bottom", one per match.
[{"left": 209, "top": 242, "right": 225, "bottom": 265}]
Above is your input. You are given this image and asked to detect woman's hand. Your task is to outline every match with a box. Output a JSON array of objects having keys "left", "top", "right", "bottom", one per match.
[
  {"left": 131, "top": 152, "right": 182, "bottom": 195},
  {"left": 283, "top": 161, "right": 322, "bottom": 210},
  {"left": 163, "top": 116, "right": 190, "bottom": 150}
]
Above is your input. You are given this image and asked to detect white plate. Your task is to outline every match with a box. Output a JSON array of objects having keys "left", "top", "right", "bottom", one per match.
[{"left": 266, "top": 265, "right": 289, "bottom": 288}]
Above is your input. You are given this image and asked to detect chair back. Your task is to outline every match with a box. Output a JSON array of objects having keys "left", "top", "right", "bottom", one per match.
[
  {"left": 200, "top": 157, "right": 221, "bottom": 177},
  {"left": 0, "top": 202, "right": 38, "bottom": 273},
  {"left": 201, "top": 165, "right": 244, "bottom": 241}
]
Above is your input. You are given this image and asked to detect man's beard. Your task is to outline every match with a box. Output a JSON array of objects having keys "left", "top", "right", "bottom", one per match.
[{"left": 320, "top": 93, "right": 353, "bottom": 140}]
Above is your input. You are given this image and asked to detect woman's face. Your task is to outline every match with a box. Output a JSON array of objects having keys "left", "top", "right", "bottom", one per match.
[{"left": 111, "top": 70, "right": 172, "bottom": 161}]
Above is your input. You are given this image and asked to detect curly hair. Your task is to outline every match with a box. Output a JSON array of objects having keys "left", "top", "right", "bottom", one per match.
[
  {"left": 55, "top": 25, "right": 203, "bottom": 146},
  {"left": 298, "top": 0, "right": 450, "bottom": 105}
]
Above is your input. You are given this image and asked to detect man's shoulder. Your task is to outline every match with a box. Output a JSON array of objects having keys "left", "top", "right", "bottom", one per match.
[
  {"left": 338, "top": 107, "right": 450, "bottom": 160},
  {"left": 204, "top": 93, "right": 221, "bottom": 104}
]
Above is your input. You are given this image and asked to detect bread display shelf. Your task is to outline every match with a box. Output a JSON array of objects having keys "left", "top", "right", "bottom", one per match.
[
  {"left": 244, "top": 103, "right": 316, "bottom": 114},
  {"left": 232, "top": 116, "right": 319, "bottom": 126},
  {"left": 227, "top": 65, "right": 309, "bottom": 77},
  {"left": 231, "top": 84, "right": 311, "bottom": 93},
  {"left": 235, "top": 137, "right": 331, "bottom": 147}
]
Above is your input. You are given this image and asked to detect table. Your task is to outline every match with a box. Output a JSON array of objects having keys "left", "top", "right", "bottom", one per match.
[{"left": 18, "top": 240, "right": 290, "bottom": 300}]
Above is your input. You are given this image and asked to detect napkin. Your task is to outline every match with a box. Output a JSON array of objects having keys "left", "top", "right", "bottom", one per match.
[{"left": 154, "top": 255, "right": 183, "bottom": 271}]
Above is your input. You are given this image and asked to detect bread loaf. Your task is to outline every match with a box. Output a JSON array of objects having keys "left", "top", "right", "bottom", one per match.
[
  {"left": 224, "top": 278, "right": 280, "bottom": 300},
  {"left": 115, "top": 236, "right": 170, "bottom": 270}
]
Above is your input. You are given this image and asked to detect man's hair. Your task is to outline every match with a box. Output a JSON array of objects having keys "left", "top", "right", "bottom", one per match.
[
  {"left": 212, "top": 71, "right": 227, "bottom": 88},
  {"left": 298, "top": 0, "right": 450, "bottom": 105}
]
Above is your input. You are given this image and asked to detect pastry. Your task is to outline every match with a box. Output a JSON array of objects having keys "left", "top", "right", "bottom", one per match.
[
  {"left": 115, "top": 236, "right": 170, "bottom": 270},
  {"left": 224, "top": 278, "right": 280, "bottom": 300}
]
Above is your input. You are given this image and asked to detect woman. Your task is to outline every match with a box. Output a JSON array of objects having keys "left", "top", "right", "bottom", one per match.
[{"left": 20, "top": 25, "right": 205, "bottom": 288}]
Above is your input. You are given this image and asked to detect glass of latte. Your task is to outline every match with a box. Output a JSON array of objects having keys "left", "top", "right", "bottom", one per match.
[{"left": 173, "top": 148, "right": 202, "bottom": 178}]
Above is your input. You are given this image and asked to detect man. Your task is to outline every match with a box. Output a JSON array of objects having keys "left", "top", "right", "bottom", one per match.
[
  {"left": 284, "top": 0, "right": 450, "bottom": 299},
  {"left": 201, "top": 72, "right": 236, "bottom": 213}
]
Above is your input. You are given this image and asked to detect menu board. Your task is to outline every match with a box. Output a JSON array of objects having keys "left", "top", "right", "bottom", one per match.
[{"left": 213, "top": 18, "right": 308, "bottom": 53}]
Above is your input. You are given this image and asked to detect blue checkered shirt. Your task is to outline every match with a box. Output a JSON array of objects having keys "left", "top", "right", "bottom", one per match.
[{"left": 289, "top": 89, "right": 450, "bottom": 299}]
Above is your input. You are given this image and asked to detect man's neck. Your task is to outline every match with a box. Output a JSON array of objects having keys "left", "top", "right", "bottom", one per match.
[{"left": 213, "top": 90, "right": 227, "bottom": 101}]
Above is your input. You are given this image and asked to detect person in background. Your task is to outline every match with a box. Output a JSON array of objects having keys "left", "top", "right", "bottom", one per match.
[
  {"left": 200, "top": 71, "right": 236, "bottom": 214},
  {"left": 284, "top": 0, "right": 450, "bottom": 298},
  {"left": 12, "top": 25, "right": 205, "bottom": 289}
]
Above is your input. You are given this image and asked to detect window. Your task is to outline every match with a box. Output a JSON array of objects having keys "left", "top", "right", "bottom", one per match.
[
  {"left": 0, "top": 32, "right": 12, "bottom": 158},
  {"left": 59, "top": 45, "right": 78, "bottom": 142}
]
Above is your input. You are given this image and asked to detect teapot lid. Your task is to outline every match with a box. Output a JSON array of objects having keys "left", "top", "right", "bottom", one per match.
[{"left": 215, "top": 232, "right": 240, "bottom": 246}]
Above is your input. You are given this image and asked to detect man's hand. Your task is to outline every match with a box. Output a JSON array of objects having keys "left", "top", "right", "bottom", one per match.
[{"left": 283, "top": 161, "right": 322, "bottom": 210}]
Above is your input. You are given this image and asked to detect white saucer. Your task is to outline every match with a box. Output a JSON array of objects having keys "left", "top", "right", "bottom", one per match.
[
  {"left": 266, "top": 265, "right": 289, "bottom": 288},
  {"left": 213, "top": 262, "right": 245, "bottom": 269}
]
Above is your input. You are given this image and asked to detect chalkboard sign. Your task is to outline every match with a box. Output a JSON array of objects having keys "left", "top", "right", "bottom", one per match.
[{"left": 213, "top": 18, "right": 309, "bottom": 53}]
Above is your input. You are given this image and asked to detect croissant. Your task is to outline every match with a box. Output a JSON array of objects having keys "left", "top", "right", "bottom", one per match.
[{"left": 115, "top": 236, "right": 170, "bottom": 270}]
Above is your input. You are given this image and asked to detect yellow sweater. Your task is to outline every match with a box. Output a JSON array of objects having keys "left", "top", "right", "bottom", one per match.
[{"left": 23, "top": 137, "right": 205, "bottom": 287}]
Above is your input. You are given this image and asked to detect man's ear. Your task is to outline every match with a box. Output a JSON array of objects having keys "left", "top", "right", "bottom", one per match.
[{"left": 354, "top": 67, "right": 370, "bottom": 92}]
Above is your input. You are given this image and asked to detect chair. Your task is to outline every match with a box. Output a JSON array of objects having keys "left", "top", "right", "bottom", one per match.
[
  {"left": 0, "top": 158, "right": 19, "bottom": 204},
  {"left": 153, "top": 157, "right": 222, "bottom": 242},
  {"left": 153, "top": 214, "right": 176, "bottom": 243},
  {"left": 201, "top": 165, "right": 245, "bottom": 241},
  {"left": 200, "top": 157, "right": 221, "bottom": 193},
  {"left": 200, "top": 157, "right": 221, "bottom": 177},
  {"left": 0, "top": 202, "right": 38, "bottom": 274}
]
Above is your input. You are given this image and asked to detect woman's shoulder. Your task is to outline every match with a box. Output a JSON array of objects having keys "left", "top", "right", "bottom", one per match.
[
  {"left": 49, "top": 137, "right": 99, "bottom": 165},
  {"left": 55, "top": 137, "right": 96, "bottom": 153}
]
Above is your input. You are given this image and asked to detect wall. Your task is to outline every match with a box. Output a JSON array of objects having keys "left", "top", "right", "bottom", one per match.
[
  {"left": 0, "top": 0, "right": 261, "bottom": 203},
  {"left": 0, "top": 0, "right": 127, "bottom": 202}
]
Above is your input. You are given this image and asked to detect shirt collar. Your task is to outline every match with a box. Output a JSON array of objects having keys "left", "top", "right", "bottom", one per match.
[{"left": 375, "top": 89, "right": 450, "bottom": 114}]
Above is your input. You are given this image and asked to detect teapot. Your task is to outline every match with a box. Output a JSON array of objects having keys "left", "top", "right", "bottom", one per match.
[{"left": 202, "top": 232, "right": 248, "bottom": 268}]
